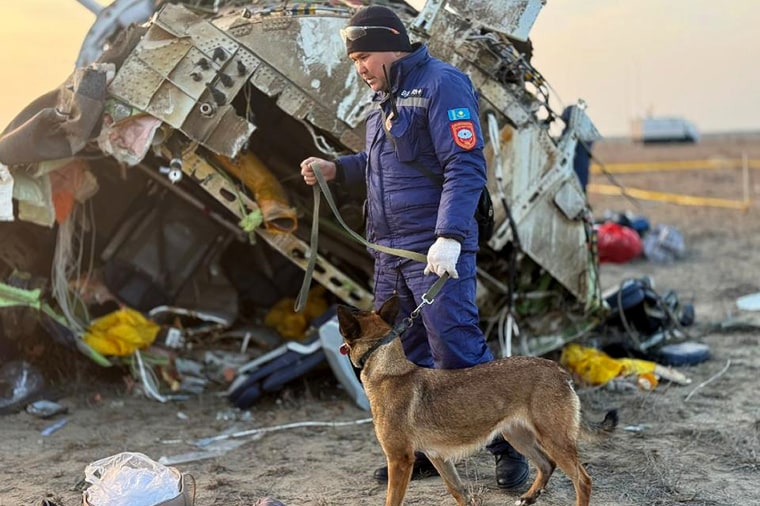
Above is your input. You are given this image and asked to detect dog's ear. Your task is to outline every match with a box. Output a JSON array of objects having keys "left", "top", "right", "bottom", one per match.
[
  {"left": 336, "top": 305, "right": 361, "bottom": 341},
  {"left": 377, "top": 295, "right": 399, "bottom": 325}
]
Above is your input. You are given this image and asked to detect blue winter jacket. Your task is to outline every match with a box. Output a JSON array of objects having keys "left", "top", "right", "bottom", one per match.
[{"left": 336, "top": 45, "right": 487, "bottom": 260}]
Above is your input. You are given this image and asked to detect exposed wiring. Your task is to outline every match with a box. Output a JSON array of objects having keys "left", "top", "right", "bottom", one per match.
[
  {"left": 131, "top": 349, "right": 168, "bottom": 403},
  {"left": 194, "top": 417, "right": 374, "bottom": 447},
  {"left": 51, "top": 200, "right": 97, "bottom": 338},
  {"left": 299, "top": 118, "right": 343, "bottom": 160}
]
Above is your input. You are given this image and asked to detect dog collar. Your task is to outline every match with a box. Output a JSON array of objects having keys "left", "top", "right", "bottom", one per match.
[
  {"left": 356, "top": 318, "right": 410, "bottom": 369},
  {"left": 354, "top": 274, "right": 449, "bottom": 368}
]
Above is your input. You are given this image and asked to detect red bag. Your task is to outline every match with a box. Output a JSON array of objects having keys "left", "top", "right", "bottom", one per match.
[{"left": 596, "top": 222, "right": 643, "bottom": 263}]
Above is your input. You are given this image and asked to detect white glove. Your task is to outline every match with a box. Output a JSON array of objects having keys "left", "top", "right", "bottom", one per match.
[{"left": 424, "top": 237, "right": 461, "bottom": 279}]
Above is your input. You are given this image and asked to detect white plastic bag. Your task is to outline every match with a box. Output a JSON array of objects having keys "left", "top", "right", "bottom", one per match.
[
  {"left": 83, "top": 452, "right": 180, "bottom": 506},
  {"left": 642, "top": 224, "right": 685, "bottom": 263}
]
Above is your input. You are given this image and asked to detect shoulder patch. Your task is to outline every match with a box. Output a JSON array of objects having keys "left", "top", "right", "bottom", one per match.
[
  {"left": 447, "top": 108, "right": 471, "bottom": 121},
  {"left": 450, "top": 120, "right": 477, "bottom": 150}
]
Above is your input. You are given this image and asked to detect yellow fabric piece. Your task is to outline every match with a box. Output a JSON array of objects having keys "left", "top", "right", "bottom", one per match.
[
  {"left": 83, "top": 308, "right": 160, "bottom": 356},
  {"left": 213, "top": 152, "right": 298, "bottom": 233},
  {"left": 618, "top": 357, "right": 657, "bottom": 375},
  {"left": 264, "top": 285, "right": 329, "bottom": 341},
  {"left": 560, "top": 343, "right": 659, "bottom": 387}
]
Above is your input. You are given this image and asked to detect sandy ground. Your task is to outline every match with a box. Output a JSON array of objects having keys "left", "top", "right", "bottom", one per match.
[{"left": 2, "top": 134, "right": 760, "bottom": 506}]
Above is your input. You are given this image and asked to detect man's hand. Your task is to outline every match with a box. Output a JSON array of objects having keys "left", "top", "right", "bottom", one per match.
[
  {"left": 300, "top": 157, "right": 337, "bottom": 186},
  {"left": 424, "top": 237, "right": 461, "bottom": 278}
]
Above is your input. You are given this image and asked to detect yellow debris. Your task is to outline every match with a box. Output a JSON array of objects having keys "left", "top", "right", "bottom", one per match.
[
  {"left": 590, "top": 158, "right": 760, "bottom": 174},
  {"left": 264, "top": 285, "right": 329, "bottom": 341},
  {"left": 560, "top": 343, "right": 659, "bottom": 389},
  {"left": 83, "top": 308, "right": 160, "bottom": 356},
  {"left": 588, "top": 183, "right": 750, "bottom": 210}
]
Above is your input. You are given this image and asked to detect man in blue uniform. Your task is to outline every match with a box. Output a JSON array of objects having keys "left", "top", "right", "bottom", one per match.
[{"left": 300, "top": 5, "right": 529, "bottom": 490}]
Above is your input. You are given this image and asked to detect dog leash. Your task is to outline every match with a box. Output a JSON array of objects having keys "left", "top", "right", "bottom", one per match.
[
  {"left": 295, "top": 162, "right": 429, "bottom": 311},
  {"left": 310, "top": 162, "right": 427, "bottom": 262},
  {"left": 413, "top": 272, "right": 449, "bottom": 317},
  {"left": 356, "top": 273, "right": 449, "bottom": 368}
]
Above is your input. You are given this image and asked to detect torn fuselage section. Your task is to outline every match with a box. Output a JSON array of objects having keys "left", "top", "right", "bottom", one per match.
[{"left": 0, "top": 0, "right": 604, "bottom": 396}]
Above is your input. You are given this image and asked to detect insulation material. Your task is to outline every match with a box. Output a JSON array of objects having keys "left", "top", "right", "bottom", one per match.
[
  {"left": 12, "top": 172, "right": 55, "bottom": 227},
  {"left": 49, "top": 159, "right": 100, "bottom": 224},
  {"left": 0, "top": 63, "right": 114, "bottom": 165},
  {"left": 212, "top": 151, "right": 297, "bottom": 234},
  {"left": 97, "top": 112, "right": 163, "bottom": 166}
]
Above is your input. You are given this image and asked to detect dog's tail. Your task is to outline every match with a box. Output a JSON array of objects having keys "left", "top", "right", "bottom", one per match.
[{"left": 579, "top": 409, "right": 618, "bottom": 442}]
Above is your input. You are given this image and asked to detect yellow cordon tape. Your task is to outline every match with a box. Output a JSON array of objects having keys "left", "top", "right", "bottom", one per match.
[
  {"left": 590, "top": 158, "right": 760, "bottom": 174},
  {"left": 588, "top": 183, "right": 751, "bottom": 210}
]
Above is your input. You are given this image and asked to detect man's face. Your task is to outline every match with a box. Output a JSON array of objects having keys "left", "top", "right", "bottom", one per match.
[{"left": 349, "top": 51, "right": 401, "bottom": 92}]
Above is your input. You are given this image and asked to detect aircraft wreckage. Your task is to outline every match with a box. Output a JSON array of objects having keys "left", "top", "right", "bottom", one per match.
[{"left": 0, "top": 0, "right": 603, "bottom": 406}]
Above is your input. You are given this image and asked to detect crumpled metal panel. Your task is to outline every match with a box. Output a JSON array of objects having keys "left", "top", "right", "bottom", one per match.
[
  {"left": 554, "top": 180, "right": 587, "bottom": 221},
  {"left": 423, "top": 8, "right": 534, "bottom": 129},
  {"left": 478, "top": 79, "right": 533, "bottom": 128},
  {"left": 445, "top": 0, "right": 545, "bottom": 40},
  {"left": 212, "top": 7, "right": 368, "bottom": 150},
  {"left": 108, "top": 3, "right": 258, "bottom": 157},
  {"left": 487, "top": 122, "right": 593, "bottom": 303},
  {"left": 421, "top": 7, "right": 472, "bottom": 68},
  {"left": 144, "top": 80, "right": 197, "bottom": 128},
  {"left": 185, "top": 103, "right": 254, "bottom": 158},
  {"left": 560, "top": 104, "right": 602, "bottom": 145},
  {"left": 97, "top": 2, "right": 600, "bottom": 315},
  {"left": 107, "top": 56, "right": 164, "bottom": 112},
  {"left": 446, "top": 1, "right": 599, "bottom": 311}
]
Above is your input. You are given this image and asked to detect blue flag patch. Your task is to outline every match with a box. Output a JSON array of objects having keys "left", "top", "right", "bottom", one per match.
[{"left": 447, "top": 108, "right": 471, "bottom": 121}]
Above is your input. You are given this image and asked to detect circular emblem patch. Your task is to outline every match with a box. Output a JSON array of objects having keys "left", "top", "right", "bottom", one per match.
[{"left": 449, "top": 120, "right": 477, "bottom": 150}]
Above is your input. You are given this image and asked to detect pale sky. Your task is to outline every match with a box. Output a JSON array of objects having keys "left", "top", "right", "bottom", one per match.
[
  {"left": 0, "top": 1, "right": 758, "bottom": 138},
  {"left": 530, "top": 0, "right": 760, "bottom": 137}
]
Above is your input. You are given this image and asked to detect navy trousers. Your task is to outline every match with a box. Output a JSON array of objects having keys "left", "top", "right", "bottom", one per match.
[
  {"left": 373, "top": 251, "right": 491, "bottom": 369},
  {"left": 372, "top": 251, "right": 511, "bottom": 455}
]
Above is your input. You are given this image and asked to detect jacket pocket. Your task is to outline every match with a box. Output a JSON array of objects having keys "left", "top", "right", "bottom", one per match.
[{"left": 388, "top": 110, "right": 419, "bottom": 162}]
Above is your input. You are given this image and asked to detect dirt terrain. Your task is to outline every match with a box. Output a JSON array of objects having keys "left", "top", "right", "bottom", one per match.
[{"left": 2, "top": 134, "right": 760, "bottom": 506}]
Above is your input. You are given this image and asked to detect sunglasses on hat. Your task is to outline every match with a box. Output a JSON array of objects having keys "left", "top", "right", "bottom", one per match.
[{"left": 340, "top": 25, "right": 400, "bottom": 43}]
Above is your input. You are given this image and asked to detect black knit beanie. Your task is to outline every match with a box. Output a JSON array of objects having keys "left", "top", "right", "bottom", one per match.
[{"left": 343, "top": 5, "right": 412, "bottom": 54}]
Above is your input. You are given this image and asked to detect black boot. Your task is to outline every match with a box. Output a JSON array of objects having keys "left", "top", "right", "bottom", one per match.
[
  {"left": 495, "top": 445, "right": 529, "bottom": 489},
  {"left": 373, "top": 452, "right": 439, "bottom": 483}
]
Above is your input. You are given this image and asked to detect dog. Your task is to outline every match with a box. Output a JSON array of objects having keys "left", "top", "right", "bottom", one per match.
[{"left": 336, "top": 295, "right": 617, "bottom": 506}]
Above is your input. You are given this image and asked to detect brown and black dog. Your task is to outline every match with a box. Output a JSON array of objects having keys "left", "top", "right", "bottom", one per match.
[{"left": 337, "top": 296, "right": 617, "bottom": 506}]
